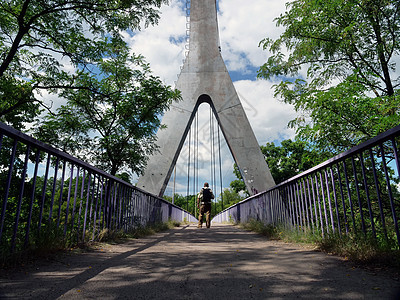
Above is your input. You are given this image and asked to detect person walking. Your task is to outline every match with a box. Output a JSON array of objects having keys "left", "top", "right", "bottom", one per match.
[{"left": 197, "top": 182, "right": 214, "bottom": 228}]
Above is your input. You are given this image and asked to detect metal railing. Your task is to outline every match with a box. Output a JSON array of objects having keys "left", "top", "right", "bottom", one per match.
[
  {"left": 213, "top": 125, "right": 400, "bottom": 248},
  {"left": 0, "top": 122, "right": 197, "bottom": 255}
]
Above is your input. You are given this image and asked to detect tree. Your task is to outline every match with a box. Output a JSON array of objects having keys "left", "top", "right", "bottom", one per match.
[
  {"left": 164, "top": 194, "right": 197, "bottom": 216},
  {"left": 217, "top": 188, "right": 245, "bottom": 209},
  {"left": 231, "top": 140, "right": 330, "bottom": 190},
  {"left": 35, "top": 38, "right": 180, "bottom": 177},
  {"left": 230, "top": 164, "right": 248, "bottom": 195},
  {"left": 165, "top": 188, "right": 245, "bottom": 219},
  {"left": 261, "top": 139, "right": 330, "bottom": 184},
  {"left": 0, "top": 0, "right": 168, "bottom": 129},
  {"left": 0, "top": 77, "right": 40, "bottom": 130},
  {"left": 258, "top": 0, "right": 400, "bottom": 153}
]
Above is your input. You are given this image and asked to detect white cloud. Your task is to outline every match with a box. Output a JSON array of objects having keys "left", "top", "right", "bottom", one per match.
[
  {"left": 124, "top": 1, "right": 187, "bottom": 85},
  {"left": 234, "top": 79, "right": 296, "bottom": 145},
  {"left": 218, "top": 0, "right": 286, "bottom": 71}
]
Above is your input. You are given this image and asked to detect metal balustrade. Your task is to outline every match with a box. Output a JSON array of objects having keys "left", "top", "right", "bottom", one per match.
[
  {"left": 214, "top": 125, "right": 400, "bottom": 248},
  {"left": 0, "top": 122, "right": 197, "bottom": 255},
  {"left": 2, "top": 119, "right": 400, "bottom": 256}
]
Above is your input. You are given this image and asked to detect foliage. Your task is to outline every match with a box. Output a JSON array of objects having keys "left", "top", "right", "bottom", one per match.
[
  {"left": 230, "top": 164, "right": 248, "bottom": 195},
  {"left": 218, "top": 187, "right": 245, "bottom": 209},
  {"left": 34, "top": 39, "right": 180, "bottom": 176},
  {"left": 239, "top": 219, "right": 280, "bottom": 239},
  {"left": 165, "top": 188, "right": 245, "bottom": 220},
  {"left": 230, "top": 139, "right": 331, "bottom": 193},
  {"left": 97, "top": 220, "right": 179, "bottom": 242},
  {"left": 318, "top": 232, "right": 400, "bottom": 265},
  {"left": 164, "top": 194, "right": 197, "bottom": 216},
  {"left": 0, "top": 139, "right": 182, "bottom": 265},
  {"left": 240, "top": 219, "right": 400, "bottom": 267},
  {"left": 259, "top": 0, "right": 400, "bottom": 153},
  {"left": 261, "top": 139, "right": 331, "bottom": 184},
  {"left": 0, "top": 0, "right": 168, "bottom": 127},
  {"left": 0, "top": 76, "right": 40, "bottom": 130},
  {"left": 115, "top": 172, "right": 133, "bottom": 185},
  {"left": 1, "top": 218, "right": 179, "bottom": 267}
]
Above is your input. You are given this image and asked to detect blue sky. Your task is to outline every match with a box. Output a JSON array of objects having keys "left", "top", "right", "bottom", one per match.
[{"left": 124, "top": 0, "right": 298, "bottom": 197}]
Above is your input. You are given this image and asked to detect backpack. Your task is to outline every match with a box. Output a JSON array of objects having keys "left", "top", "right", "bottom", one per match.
[{"left": 202, "top": 188, "right": 212, "bottom": 203}]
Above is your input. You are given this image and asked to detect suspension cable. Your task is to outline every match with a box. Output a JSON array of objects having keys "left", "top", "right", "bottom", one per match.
[
  {"left": 196, "top": 110, "right": 199, "bottom": 205},
  {"left": 209, "top": 107, "right": 213, "bottom": 210},
  {"left": 180, "top": 105, "right": 225, "bottom": 216},
  {"left": 186, "top": 127, "right": 191, "bottom": 211},
  {"left": 218, "top": 125, "right": 223, "bottom": 210},
  {"left": 172, "top": 165, "right": 176, "bottom": 204},
  {"left": 192, "top": 112, "right": 197, "bottom": 216},
  {"left": 213, "top": 113, "right": 217, "bottom": 215},
  {"left": 210, "top": 105, "right": 215, "bottom": 211},
  {"left": 211, "top": 106, "right": 217, "bottom": 215}
]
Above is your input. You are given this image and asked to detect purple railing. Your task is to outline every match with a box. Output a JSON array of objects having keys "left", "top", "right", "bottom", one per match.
[
  {"left": 0, "top": 122, "right": 196, "bottom": 255},
  {"left": 214, "top": 125, "right": 400, "bottom": 248}
]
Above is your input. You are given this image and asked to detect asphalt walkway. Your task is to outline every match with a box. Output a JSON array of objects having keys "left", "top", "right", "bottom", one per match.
[{"left": 0, "top": 223, "right": 399, "bottom": 299}]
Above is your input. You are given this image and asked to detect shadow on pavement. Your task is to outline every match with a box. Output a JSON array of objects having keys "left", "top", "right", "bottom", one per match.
[{"left": 0, "top": 224, "right": 399, "bottom": 299}]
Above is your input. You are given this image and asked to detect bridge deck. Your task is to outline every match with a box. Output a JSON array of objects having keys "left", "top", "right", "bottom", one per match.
[{"left": 0, "top": 224, "right": 398, "bottom": 299}]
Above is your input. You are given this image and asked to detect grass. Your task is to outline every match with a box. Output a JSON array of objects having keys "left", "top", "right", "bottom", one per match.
[
  {"left": 96, "top": 220, "right": 181, "bottom": 243},
  {"left": 316, "top": 232, "right": 400, "bottom": 268},
  {"left": 0, "top": 219, "right": 182, "bottom": 268},
  {"left": 240, "top": 219, "right": 281, "bottom": 239},
  {"left": 0, "top": 223, "right": 68, "bottom": 268},
  {"left": 239, "top": 219, "right": 400, "bottom": 270}
]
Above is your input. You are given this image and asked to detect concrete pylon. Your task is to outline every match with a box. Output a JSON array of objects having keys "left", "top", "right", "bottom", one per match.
[{"left": 137, "top": 0, "right": 275, "bottom": 196}]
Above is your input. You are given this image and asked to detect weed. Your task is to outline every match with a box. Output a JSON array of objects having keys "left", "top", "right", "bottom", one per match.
[
  {"left": 0, "top": 220, "right": 181, "bottom": 268},
  {"left": 0, "top": 222, "right": 67, "bottom": 268},
  {"left": 228, "top": 215, "right": 235, "bottom": 224},
  {"left": 240, "top": 219, "right": 280, "bottom": 239},
  {"left": 94, "top": 220, "right": 181, "bottom": 242},
  {"left": 239, "top": 219, "right": 400, "bottom": 270},
  {"left": 317, "top": 232, "right": 400, "bottom": 268}
]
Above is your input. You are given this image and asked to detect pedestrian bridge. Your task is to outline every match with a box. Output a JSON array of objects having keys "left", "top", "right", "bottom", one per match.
[
  {"left": 1, "top": 223, "right": 399, "bottom": 299},
  {"left": 0, "top": 121, "right": 400, "bottom": 265}
]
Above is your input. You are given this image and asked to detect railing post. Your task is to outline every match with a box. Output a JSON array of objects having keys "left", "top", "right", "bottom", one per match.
[
  {"left": 351, "top": 156, "right": 366, "bottom": 234},
  {"left": 11, "top": 144, "right": 30, "bottom": 253},
  {"left": 343, "top": 160, "right": 357, "bottom": 233},
  {"left": 76, "top": 170, "right": 86, "bottom": 241},
  {"left": 64, "top": 164, "right": 74, "bottom": 236},
  {"left": 335, "top": 162, "right": 349, "bottom": 234},
  {"left": 56, "top": 160, "right": 67, "bottom": 228},
  {"left": 48, "top": 157, "right": 60, "bottom": 223},
  {"left": 359, "top": 152, "right": 376, "bottom": 239},
  {"left": 329, "top": 166, "right": 342, "bottom": 235},
  {"left": 0, "top": 139, "right": 17, "bottom": 243},
  {"left": 38, "top": 153, "right": 51, "bottom": 233},
  {"left": 82, "top": 173, "right": 92, "bottom": 241},
  {"left": 324, "top": 170, "right": 335, "bottom": 234},
  {"left": 69, "top": 166, "right": 80, "bottom": 240},
  {"left": 25, "top": 149, "right": 41, "bottom": 247},
  {"left": 380, "top": 143, "right": 400, "bottom": 246},
  {"left": 315, "top": 174, "right": 325, "bottom": 236},
  {"left": 306, "top": 177, "right": 315, "bottom": 232}
]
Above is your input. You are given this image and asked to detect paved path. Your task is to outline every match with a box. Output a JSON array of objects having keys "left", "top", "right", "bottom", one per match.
[{"left": 1, "top": 224, "right": 399, "bottom": 299}]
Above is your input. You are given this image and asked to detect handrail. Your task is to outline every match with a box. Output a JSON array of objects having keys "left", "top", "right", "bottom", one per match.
[
  {"left": 275, "top": 124, "right": 400, "bottom": 188},
  {"left": 213, "top": 124, "right": 400, "bottom": 249},
  {"left": 0, "top": 121, "right": 197, "bottom": 256},
  {"left": 0, "top": 122, "right": 130, "bottom": 187}
]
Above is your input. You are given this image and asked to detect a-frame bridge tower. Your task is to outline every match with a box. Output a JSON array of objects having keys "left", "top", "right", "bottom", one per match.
[{"left": 137, "top": 0, "right": 275, "bottom": 196}]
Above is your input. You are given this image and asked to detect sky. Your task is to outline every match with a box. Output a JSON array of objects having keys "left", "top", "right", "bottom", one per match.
[{"left": 124, "top": 0, "right": 298, "bottom": 198}]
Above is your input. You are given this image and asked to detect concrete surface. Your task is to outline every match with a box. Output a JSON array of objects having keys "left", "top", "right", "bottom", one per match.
[{"left": 0, "top": 223, "right": 399, "bottom": 299}]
